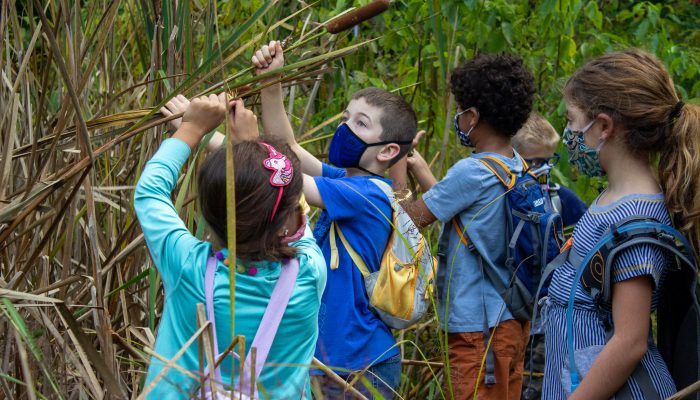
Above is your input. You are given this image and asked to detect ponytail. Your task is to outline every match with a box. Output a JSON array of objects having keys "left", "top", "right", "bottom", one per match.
[
  {"left": 565, "top": 49, "right": 700, "bottom": 259},
  {"left": 659, "top": 103, "right": 700, "bottom": 257}
]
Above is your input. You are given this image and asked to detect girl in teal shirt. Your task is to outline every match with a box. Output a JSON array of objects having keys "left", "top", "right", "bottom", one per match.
[{"left": 135, "top": 94, "right": 326, "bottom": 399}]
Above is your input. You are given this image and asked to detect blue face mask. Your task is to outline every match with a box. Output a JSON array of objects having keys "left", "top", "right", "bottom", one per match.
[
  {"left": 328, "top": 123, "right": 411, "bottom": 171},
  {"left": 454, "top": 109, "right": 475, "bottom": 147},
  {"left": 562, "top": 120, "right": 605, "bottom": 177}
]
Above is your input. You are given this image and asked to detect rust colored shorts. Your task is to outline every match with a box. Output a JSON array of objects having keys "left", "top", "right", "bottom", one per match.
[{"left": 445, "top": 319, "right": 530, "bottom": 400}]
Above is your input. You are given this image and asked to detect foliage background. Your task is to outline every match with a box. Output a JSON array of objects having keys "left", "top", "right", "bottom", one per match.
[{"left": 0, "top": 0, "right": 699, "bottom": 398}]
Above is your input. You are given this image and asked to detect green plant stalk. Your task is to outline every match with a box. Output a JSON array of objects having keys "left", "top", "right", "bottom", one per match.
[
  {"left": 225, "top": 116, "right": 237, "bottom": 345},
  {"left": 129, "top": 1, "right": 277, "bottom": 131},
  {"left": 1, "top": 299, "right": 64, "bottom": 399}
]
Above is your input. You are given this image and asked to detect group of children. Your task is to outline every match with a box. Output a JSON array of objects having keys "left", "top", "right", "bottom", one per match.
[{"left": 134, "top": 39, "right": 700, "bottom": 400}]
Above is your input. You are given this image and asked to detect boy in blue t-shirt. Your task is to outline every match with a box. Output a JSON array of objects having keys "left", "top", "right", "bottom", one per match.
[
  {"left": 251, "top": 41, "right": 418, "bottom": 398},
  {"left": 395, "top": 54, "right": 535, "bottom": 400}
]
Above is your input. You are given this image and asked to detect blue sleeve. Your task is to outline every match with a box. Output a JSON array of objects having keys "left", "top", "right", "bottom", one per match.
[
  {"left": 322, "top": 162, "right": 346, "bottom": 179},
  {"left": 612, "top": 244, "right": 666, "bottom": 287},
  {"left": 422, "top": 158, "right": 483, "bottom": 222},
  {"left": 558, "top": 185, "right": 588, "bottom": 227},
  {"left": 134, "top": 138, "right": 202, "bottom": 290},
  {"left": 313, "top": 176, "right": 382, "bottom": 221},
  {"left": 292, "top": 223, "right": 327, "bottom": 301}
]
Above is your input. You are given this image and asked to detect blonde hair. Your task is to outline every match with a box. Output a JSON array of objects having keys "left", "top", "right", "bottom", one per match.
[
  {"left": 512, "top": 112, "right": 560, "bottom": 154},
  {"left": 565, "top": 49, "right": 700, "bottom": 256}
]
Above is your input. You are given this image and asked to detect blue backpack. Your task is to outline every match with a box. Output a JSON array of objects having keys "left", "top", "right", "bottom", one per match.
[
  {"left": 447, "top": 155, "right": 564, "bottom": 385},
  {"left": 553, "top": 216, "right": 700, "bottom": 399}
]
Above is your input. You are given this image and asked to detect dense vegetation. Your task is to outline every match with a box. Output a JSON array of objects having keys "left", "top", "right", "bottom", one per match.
[{"left": 0, "top": 0, "right": 698, "bottom": 398}]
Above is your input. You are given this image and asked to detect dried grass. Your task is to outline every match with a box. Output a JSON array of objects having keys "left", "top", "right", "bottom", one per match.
[{"left": 0, "top": 1, "right": 443, "bottom": 399}]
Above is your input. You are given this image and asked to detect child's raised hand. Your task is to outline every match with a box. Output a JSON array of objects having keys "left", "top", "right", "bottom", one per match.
[
  {"left": 160, "top": 94, "right": 190, "bottom": 131},
  {"left": 175, "top": 93, "right": 227, "bottom": 149},
  {"left": 251, "top": 40, "right": 284, "bottom": 76},
  {"left": 229, "top": 99, "right": 259, "bottom": 143},
  {"left": 407, "top": 149, "right": 429, "bottom": 173},
  {"left": 412, "top": 130, "right": 426, "bottom": 149}
]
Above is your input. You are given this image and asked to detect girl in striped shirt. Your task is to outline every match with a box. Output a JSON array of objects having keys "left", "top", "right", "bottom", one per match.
[{"left": 542, "top": 49, "right": 700, "bottom": 399}]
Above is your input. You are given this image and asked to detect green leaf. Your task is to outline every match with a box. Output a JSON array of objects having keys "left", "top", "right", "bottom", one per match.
[
  {"left": 561, "top": 36, "right": 577, "bottom": 59},
  {"left": 584, "top": 1, "right": 603, "bottom": 30},
  {"left": 501, "top": 22, "right": 514, "bottom": 46}
]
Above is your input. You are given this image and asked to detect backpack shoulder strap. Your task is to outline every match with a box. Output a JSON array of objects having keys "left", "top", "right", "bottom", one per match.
[
  {"left": 548, "top": 183, "right": 563, "bottom": 215},
  {"left": 329, "top": 222, "right": 371, "bottom": 277},
  {"left": 478, "top": 156, "right": 516, "bottom": 189},
  {"left": 452, "top": 217, "right": 470, "bottom": 247},
  {"left": 241, "top": 257, "right": 299, "bottom": 388},
  {"left": 204, "top": 255, "right": 301, "bottom": 390},
  {"left": 578, "top": 215, "right": 696, "bottom": 304},
  {"left": 204, "top": 255, "right": 224, "bottom": 384},
  {"left": 369, "top": 178, "right": 393, "bottom": 200}
]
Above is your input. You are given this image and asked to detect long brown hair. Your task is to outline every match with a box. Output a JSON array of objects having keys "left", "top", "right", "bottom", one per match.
[
  {"left": 565, "top": 49, "right": 700, "bottom": 255},
  {"left": 197, "top": 140, "right": 303, "bottom": 261}
]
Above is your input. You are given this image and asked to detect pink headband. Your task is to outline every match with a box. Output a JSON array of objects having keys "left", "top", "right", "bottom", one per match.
[{"left": 261, "top": 142, "right": 294, "bottom": 221}]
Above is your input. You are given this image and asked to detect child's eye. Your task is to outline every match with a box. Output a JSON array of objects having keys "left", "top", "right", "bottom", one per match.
[{"left": 358, "top": 120, "right": 367, "bottom": 128}]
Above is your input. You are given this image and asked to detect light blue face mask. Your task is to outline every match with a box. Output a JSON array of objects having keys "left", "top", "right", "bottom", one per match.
[{"left": 562, "top": 120, "right": 605, "bottom": 177}]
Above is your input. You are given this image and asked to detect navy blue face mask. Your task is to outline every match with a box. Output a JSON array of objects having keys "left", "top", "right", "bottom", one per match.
[{"left": 328, "top": 123, "right": 411, "bottom": 173}]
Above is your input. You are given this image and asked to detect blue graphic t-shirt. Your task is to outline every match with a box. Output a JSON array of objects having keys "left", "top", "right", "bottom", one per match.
[{"left": 312, "top": 163, "right": 399, "bottom": 373}]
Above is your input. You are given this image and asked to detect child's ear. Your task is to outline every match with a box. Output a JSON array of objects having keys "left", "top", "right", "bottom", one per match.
[
  {"left": 377, "top": 143, "right": 402, "bottom": 163},
  {"left": 596, "top": 112, "right": 616, "bottom": 142}
]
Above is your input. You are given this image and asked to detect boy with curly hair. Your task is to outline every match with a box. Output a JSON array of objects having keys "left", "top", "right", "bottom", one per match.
[{"left": 396, "top": 53, "right": 535, "bottom": 400}]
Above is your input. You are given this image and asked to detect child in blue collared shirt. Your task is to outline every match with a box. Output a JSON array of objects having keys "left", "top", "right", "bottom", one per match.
[
  {"left": 396, "top": 53, "right": 535, "bottom": 400},
  {"left": 135, "top": 95, "right": 326, "bottom": 399}
]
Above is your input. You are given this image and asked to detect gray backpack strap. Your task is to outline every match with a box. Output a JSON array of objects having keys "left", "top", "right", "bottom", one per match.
[
  {"left": 506, "top": 218, "right": 528, "bottom": 269},
  {"left": 540, "top": 213, "right": 563, "bottom": 273},
  {"left": 548, "top": 183, "right": 563, "bottom": 216},
  {"left": 531, "top": 248, "right": 571, "bottom": 323},
  {"left": 615, "top": 363, "right": 661, "bottom": 400},
  {"left": 476, "top": 253, "right": 497, "bottom": 386}
]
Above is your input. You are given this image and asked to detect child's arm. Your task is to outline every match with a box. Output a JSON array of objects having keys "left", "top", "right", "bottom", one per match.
[
  {"left": 399, "top": 197, "right": 437, "bottom": 228},
  {"left": 407, "top": 149, "right": 437, "bottom": 192},
  {"left": 303, "top": 175, "right": 324, "bottom": 209},
  {"left": 252, "top": 40, "right": 323, "bottom": 177},
  {"left": 390, "top": 149, "right": 438, "bottom": 228},
  {"left": 568, "top": 276, "right": 653, "bottom": 400},
  {"left": 135, "top": 94, "right": 229, "bottom": 283}
]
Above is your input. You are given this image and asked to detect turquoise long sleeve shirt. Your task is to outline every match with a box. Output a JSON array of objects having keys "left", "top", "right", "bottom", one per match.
[{"left": 135, "top": 138, "right": 326, "bottom": 399}]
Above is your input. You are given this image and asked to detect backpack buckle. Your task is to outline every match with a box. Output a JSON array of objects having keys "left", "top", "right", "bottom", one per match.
[
  {"left": 657, "top": 231, "right": 675, "bottom": 244},
  {"left": 591, "top": 288, "right": 613, "bottom": 331}
]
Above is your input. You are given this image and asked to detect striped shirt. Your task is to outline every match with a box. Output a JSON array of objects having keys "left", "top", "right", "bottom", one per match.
[{"left": 542, "top": 192, "right": 676, "bottom": 399}]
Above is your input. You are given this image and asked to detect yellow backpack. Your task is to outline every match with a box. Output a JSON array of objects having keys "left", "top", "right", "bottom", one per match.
[{"left": 329, "top": 179, "right": 435, "bottom": 329}]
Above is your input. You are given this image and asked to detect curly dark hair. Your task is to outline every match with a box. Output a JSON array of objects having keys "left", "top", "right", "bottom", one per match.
[{"left": 450, "top": 53, "right": 534, "bottom": 137}]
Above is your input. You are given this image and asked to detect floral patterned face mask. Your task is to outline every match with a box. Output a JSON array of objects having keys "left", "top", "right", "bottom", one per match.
[{"left": 562, "top": 120, "right": 605, "bottom": 177}]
